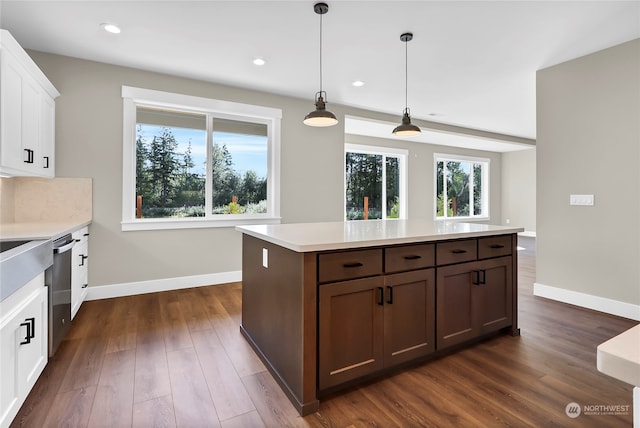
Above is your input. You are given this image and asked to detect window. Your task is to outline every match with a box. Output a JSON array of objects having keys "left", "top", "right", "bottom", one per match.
[
  {"left": 345, "top": 144, "right": 407, "bottom": 220},
  {"left": 435, "top": 153, "right": 489, "bottom": 220},
  {"left": 122, "top": 86, "right": 281, "bottom": 230}
]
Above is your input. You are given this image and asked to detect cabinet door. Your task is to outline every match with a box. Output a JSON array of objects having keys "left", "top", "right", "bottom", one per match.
[
  {"left": 318, "top": 276, "right": 384, "bottom": 390},
  {"left": 476, "top": 256, "right": 513, "bottom": 334},
  {"left": 0, "top": 279, "right": 48, "bottom": 428},
  {"left": 39, "top": 93, "right": 55, "bottom": 177},
  {"left": 0, "top": 50, "right": 26, "bottom": 171},
  {"left": 16, "top": 286, "right": 48, "bottom": 398},
  {"left": 384, "top": 269, "right": 435, "bottom": 366},
  {"left": 436, "top": 262, "right": 478, "bottom": 350},
  {"left": 71, "top": 228, "right": 89, "bottom": 319}
]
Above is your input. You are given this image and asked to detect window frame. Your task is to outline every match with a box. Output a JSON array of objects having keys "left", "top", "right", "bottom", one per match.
[
  {"left": 121, "top": 86, "right": 282, "bottom": 231},
  {"left": 433, "top": 152, "right": 490, "bottom": 221},
  {"left": 344, "top": 143, "right": 408, "bottom": 221}
]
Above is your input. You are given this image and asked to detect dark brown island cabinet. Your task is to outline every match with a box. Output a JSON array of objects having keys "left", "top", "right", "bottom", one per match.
[{"left": 237, "top": 220, "right": 523, "bottom": 416}]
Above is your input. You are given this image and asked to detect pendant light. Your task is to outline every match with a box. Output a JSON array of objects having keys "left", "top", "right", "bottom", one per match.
[
  {"left": 304, "top": 2, "right": 338, "bottom": 127},
  {"left": 392, "top": 32, "right": 421, "bottom": 136}
]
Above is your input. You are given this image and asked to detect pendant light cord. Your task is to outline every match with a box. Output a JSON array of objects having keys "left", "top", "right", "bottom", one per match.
[
  {"left": 319, "top": 12, "right": 323, "bottom": 94},
  {"left": 404, "top": 37, "right": 408, "bottom": 111}
]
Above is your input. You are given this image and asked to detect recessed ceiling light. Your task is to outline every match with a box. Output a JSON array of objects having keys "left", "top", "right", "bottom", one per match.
[
  {"left": 101, "top": 23, "right": 121, "bottom": 34},
  {"left": 352, "top": 80, "right": 365, "bottom": 87},
  {"left": 253, "top": 58, "right": 266, "bottom": 66}
]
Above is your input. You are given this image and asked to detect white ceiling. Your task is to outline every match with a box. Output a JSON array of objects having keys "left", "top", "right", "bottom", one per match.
[{"left": 1, "top": 1, "right": 638, "bottom": 151}]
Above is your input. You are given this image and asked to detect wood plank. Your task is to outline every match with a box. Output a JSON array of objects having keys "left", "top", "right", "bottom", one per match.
[
  {"left": 158, "top": 291, "right": 193, "bottom": 351},
  {"left": 241, "top": 371, "right": 308, "bottom": 427},
  {"left": 166, "top": 347, "right": 220, "bottom": 428},
  {"left": 41, "top": 385, "right": 96, "bottom": 428},
  {"left": 87, "top": 348, "right": 136, "bottom": 427},
  {"left": 105, "top": 296, "right": 138, "bottom": 353},
  {"left": 132, "top": 395, "right": 176, "bottom": 428},
  {"left": 191, "top": 329, "right": 256, "bottom": 421},
  {"left": 220, "top": 411, "right": 265, "bottom": 428}
]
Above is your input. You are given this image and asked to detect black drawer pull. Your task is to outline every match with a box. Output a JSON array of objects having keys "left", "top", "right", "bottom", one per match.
[
  {"left": 377, "top": 287, "right": 384, "bottom": 306},
  {"left": 24, "top": 149, "right": 34, "bottom": 164},
  {"left": 451, "top": 249, "right": 467, "bottom": 254},
  {"left": 79, "top": 254, "right": 88, "bottom": 266},
  {"left": 43, "top": 156, "right": 50, "bottom": 168},
  {"left": 343, "top": 262, "right": 364, "bottom": 268},
  {"left": 403, "top": 255, "right": 422, "bottom": 260},
  {"left": 82, "top": 283, "right": 88, "bottom": 289},
  {"left": 387, "top": 286, "right": 393, "bottom": 304},
  {"left": 19, "top": 317, "right": 35, "bottom": 345},
  {"left": 489, "top": 244, "right": 505, "bottom": 249}
]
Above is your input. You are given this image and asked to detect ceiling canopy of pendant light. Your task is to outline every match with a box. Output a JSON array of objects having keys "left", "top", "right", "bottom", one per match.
[
  {"left": 304, "top": 2, "right": 338, "bottom": 127},
  {"left": 392, "top": 32, "right": 421, "bottom": 137}
]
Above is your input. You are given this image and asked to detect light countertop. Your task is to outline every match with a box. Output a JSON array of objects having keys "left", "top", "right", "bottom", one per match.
[
  {"left": 597, "top": 324, "right": 640, "bottom": 387},
  {"left": 0, "top": 219, "right": 92, "bottom": 241},
  {"left": 236, "top": 220, "right": 524, "bottom": 252}
]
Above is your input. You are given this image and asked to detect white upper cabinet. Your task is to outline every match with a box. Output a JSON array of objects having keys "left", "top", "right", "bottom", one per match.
[{"left": 0, "top": 30, "right": 59, "bottom": 178}]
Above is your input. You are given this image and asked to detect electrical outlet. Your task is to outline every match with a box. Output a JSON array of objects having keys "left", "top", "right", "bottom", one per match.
[
  {"left": 570, "top": 194, "right": 594, "bottom": 206},
  {"left": 262, "top": 248, "right": 268, "bottom": 268}
]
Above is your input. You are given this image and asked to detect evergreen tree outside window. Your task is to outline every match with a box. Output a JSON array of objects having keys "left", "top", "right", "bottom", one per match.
[
  {"left": 435, "top": 153, "right": 489, "bottom": 220},
  {"left": 122, "top": 86, "right": 281, "bottom": 231},
  {"left": 344, "top": 144, "right": 407, "bottom": 221}
]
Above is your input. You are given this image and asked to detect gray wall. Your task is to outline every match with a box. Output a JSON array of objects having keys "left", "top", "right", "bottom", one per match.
[
  {"left": 501, "top": 148, "right": 536, "bottom": 233},
  {"left": 537, "top": 39, "right": 640, "bottom": 305},
  {"left": 30, "top": 51, "right": 507, "bottom": 287}
]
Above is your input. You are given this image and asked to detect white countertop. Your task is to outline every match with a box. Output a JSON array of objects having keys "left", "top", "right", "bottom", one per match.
[
  {"left": 236, "top": 220, "right": 524, "bottom": 252},
  {"left": 0, "top": 219, "right": 92, "bottom": 241},
  {"left": 597, "top": 324, "right": 640, "bottom": 387}
]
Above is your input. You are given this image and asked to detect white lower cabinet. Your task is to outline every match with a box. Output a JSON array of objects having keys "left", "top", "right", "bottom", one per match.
[
  {"left": 0, "top": 273, "right": 48, "bottom": 428},
  {"left": 71, "top": 226, "right": 89, "bottom": 319}
]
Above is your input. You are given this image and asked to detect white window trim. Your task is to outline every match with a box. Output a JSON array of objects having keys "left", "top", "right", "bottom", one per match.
[
  {"left": 344, "top": 143, "right": 408, "bottom": 220},
  {"left": 433, "top": 152, "right": 490, "bottom": 222},
  {"left": 121, "top": 86, "right": 282, "bottom": 231}
]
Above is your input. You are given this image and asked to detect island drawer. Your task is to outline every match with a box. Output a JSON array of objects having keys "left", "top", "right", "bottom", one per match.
[
  {"left": 478, "top": 235, "right": 512, "bottom": 259},
  {"left": 385, "top": 244, "right": 435, "bottom": 273},
  {"left": 318, "top": 249, "right": 383, "bottom": 283},
  {"left": 436, "top": 239, "right": 477, "bottom": 265}
]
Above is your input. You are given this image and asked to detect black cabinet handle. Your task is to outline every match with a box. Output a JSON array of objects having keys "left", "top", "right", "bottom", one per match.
[
  {"left": 403, "top": 255, "right": 422, "bottom": 260},
  {"left": 79, "top": 254, "right": 88, "bottom": 266},
  {"left": 83, "top": 233, "right": 90, "bottom": 237},
  {"left": 24, "top": 149, "right": 34, "bottom": 164},
  {"left": 43, "top": 156, "right": 50, "bottom": 168},
  {"left": 479, "top": 270, "right": 486, "bottom": 285},
  {"left": 451, "top": 249, "right": 467, "bottom": 254},
  {"left": 377, "top": 287, "right": 384, "bottom": 306},
  {"left": 489, "top": 244, "right": 505, "bottom": 249},
  {"left": 387, "top": 286, "right": 393, "bottom": 304},
  {"left": 343, "top": 262, "right": 363, "bottom": 268},
  {"left": 472, "top": 271, "right": 480, "bottom": 285},
  {"left": 82, "top": 283, "right": 88, "bottom": 289},
  {"left": 19, "top": 317, "right": 35, "bottom": 345}
]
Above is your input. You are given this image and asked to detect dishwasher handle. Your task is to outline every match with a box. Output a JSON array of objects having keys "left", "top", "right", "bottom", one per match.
[{"left": 53, "top": 240, "right": 76, "bottom": 254}]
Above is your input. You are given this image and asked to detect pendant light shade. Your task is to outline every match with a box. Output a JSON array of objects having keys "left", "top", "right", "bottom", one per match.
[
  {"left": 392, "top": 32, "right": 421, "bottom": 137},
  {"left": 304, "top": 2, "right": 338, "bottom": 127}
]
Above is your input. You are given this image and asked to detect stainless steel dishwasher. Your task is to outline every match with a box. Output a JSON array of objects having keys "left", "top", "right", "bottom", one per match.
[{"left": 46, "top": 234, "right": 75, "bottom": 357}]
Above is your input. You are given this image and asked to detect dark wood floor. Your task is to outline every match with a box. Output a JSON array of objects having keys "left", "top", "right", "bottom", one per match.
[{"left": 11, "top": 238, "right": 638, "bottom": 427}]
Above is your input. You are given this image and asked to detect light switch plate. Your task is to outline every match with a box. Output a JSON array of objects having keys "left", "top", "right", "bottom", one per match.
[
  {"left": 570, "top": 194, "right": 594, "bottom": 206},
  {"left": 262, "top": 248, "right": 268, "bottom": 268}
]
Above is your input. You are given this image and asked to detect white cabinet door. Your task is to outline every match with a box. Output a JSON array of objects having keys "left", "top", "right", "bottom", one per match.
[
  {"left": 0, "top": 30, "right": 58, "bottom": 178},
  {"left": 71, "top": 227, "right": 89, "bottom": 319},
  {"left": 39, "top": 93, "right": 55, "bottom": 177},
  {"left": 0, "top": 274, "right": 48, "bottom": 428}
]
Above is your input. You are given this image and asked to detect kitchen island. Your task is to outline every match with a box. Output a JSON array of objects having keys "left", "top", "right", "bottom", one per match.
[{"left": 237, "top": 220, "right": 524, "bottom": 415}]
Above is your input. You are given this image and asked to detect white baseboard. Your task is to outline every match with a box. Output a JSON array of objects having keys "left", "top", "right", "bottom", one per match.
[
  {"left": 85, "top": 271, "right": 242, "bottom": 301},
  {"left": 533, "top": 283, "right": 640, "bottom": 321}
]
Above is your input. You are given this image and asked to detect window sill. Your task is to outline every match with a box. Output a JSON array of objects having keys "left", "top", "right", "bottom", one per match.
[
  {"left": 122, "top": 216, "right": 282, "bottom": 231},
  {"left": 434, "top": 216, "right": 490, "bottom": 223}
]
